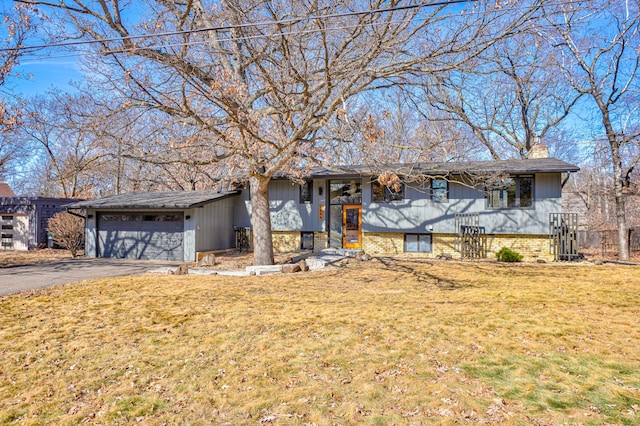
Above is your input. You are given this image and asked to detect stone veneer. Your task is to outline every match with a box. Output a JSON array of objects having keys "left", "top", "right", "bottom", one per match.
[
  {"left": 362, "top": 232, "right": 554, "bottom": 262},
  {"left": 271, "top": 231, "right": 301, "bottom": 253},
  {"left": 272, "top": 230, "right": 554, "bottom": 261}
]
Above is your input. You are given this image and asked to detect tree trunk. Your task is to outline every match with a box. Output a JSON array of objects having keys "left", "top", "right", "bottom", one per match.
[
  {"left": 609, "top": 140, "right": 630, "bottom": 260},
  {"left": 249, "top": 174, "right": 275, "bottom": 265}
]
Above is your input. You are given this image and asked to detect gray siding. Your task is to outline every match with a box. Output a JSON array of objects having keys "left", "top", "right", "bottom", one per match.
[
  {"left": 234, "top": 180, "right": 326, "bottom": 232},
  {"left": 233, "top": 190, "right": 252, "bottom": 228},
  {"left": 363, "top": 173, "right": 563, "bottom": 235},
  {"left": 235, "top": 173, "right": 563, "bottom": 235},
  {"left": 183, "top": 210, "right": 196, "bottom": 261},
  {"left": 194, "top": 196, "right": 237, "bottom": 253},
  {"left": 85, "top": 209, "right": 97, "bottom": 257}
]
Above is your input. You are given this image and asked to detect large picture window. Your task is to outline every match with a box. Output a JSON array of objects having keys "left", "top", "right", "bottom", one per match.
[
  {"left": 487, "top": 175, "right": 533, "bottom": 208},
  {"left": 371, "top": 180, "right": 404, "bottom": 202}
]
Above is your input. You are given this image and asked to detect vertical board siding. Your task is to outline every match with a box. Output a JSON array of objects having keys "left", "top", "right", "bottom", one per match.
[
  {"left": 195, "top": 196, "right": 237, "bottom": 252},
  {"left": 183, "top": 208, "right": 196, "bottom": 261},
  {"left": 234, "top": 180, "right": 325, "bottom": 232},
  {"left": 363, "top": 173, "right": 562, "bottom": 235},
  {"left": 233, "top": 190, "right": 252, "bottom": 228},
  {"left": 269, "top": 180, "right": 323, "bottom": 231},
  {"left": 85, "top": 209, "right": 97, "bottom": 257},
  {"left": 235, "top": 173, "right": 562, "bottom": 235}
]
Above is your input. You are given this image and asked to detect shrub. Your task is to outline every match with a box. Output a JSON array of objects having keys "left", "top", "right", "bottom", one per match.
[
  {"left": 496, "top": 247, "right": 523, "bottom": 262},
  {"left": 47, "top": 212, "right": 84, "bottom": 257}
]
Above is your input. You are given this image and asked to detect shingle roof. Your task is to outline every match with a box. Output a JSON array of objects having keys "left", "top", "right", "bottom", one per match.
[
  {"left": 64, "top": 190, "right": 240, "bottom": 210},
  {"left": 0, "top": 183, "right": 15, "bottom": 197},
  {"left": 304, "top": 158, "right": 579, "bottom": 178}
]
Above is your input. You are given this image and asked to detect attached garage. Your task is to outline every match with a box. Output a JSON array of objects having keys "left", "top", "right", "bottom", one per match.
[{"left": 65, "top": 190, "right": 240, "bottom": 262}]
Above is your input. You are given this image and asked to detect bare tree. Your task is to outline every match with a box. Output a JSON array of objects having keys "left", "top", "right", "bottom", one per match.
[
  {"left": 0, "top": 3, "right": 35, "bottom": 178},
  {"left": 542, "top": 0, "right": 640, "bottom": 260},
  {"left": 22, "top": 0, "right": 542, "bottom": 265},
  {"left": 413, "top": 21, "right": 581, "bottom": 160},
  {"left": 15, "top": 93, "right": 111, "bottom": 197},
  {"left": 47, "top": 211, "right": 84, "bottom": 257}
]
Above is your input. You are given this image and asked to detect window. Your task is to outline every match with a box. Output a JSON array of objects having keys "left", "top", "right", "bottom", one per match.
[
  {"left": 1, "top": 224, "right": 13, "bottom": 230},
  {"left": 300, "top": 180, "right": 313, "bottom": 203},
  {"left": 405, "top": 234, "right": 432, "bottom": 253},
  {"left": 301, "top": 232, "right": 314, "bottom": 250},
  {"left": 372, "top": 180, "right": 405, "bottom": 202},
  {"left": 329, "top": 180, "right": 362, "bottom": 205},
  {"left": 431, "top": 179, "right": 448, "bottom": 201},
  {"left": 487, "top": 175, "right": 533, "bottom": 208},
  {"left": 142, "top": 214, "right": 181, "bottom": 222},
  {"left": 1, "top": 215, "right": 13, "bottom": 221}
]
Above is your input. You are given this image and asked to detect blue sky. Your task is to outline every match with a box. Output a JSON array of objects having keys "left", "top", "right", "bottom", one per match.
[{"left": 11, "top": 59, "right": 83, "bottom": 97}]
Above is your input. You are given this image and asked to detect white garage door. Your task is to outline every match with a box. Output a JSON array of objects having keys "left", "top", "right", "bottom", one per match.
[{"left": 98, "top": 213, "right": 184, "bottom": 261}]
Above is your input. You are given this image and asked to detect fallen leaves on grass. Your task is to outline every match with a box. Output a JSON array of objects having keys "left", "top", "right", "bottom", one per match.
[{"left": 0, "top": 260, "right": 639, "bottom": 424}]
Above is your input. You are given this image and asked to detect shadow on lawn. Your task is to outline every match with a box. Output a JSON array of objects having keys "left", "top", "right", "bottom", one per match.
[{"left": 375, "top": 257, "right": 473, "bottom": 290}]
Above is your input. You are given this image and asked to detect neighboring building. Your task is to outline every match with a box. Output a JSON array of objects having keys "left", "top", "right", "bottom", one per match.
[
  {"left": 0, "top": 195, "right": 79, "bottom": 250},
  {"left": 68, "top": 157, "right": 579, "bottom": 262}
]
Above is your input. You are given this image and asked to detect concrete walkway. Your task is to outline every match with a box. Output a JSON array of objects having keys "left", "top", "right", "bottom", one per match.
[{"left": 0, "top": 258, "right": 180, "bottom": 296}]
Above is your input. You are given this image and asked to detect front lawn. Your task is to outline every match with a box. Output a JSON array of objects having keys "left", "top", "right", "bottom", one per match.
[{"left": 1, "top": 258, "right": 639, "bottom": 424}]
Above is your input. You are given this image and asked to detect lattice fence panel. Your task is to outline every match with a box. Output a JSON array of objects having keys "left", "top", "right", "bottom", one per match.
[
  {"left": 454, "top": 213, "right": 487, "bottom": 259},
  {"left": 549, "top": 213, "right": 579, "bottom": 261}
]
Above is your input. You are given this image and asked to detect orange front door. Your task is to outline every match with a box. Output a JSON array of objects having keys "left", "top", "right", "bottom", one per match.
[{"left": 343, "top": 205, "right": 362, "bottom": 249}]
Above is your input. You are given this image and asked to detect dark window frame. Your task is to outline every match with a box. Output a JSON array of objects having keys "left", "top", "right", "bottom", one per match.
[
  {"left": 371, "top": 180, "right": 405, "bottom": 203},
  {"left": 301, "top": 231, "right": 314, "bottom": 250},
  {"left": 300, "top": 180, "right": 313, "bottom": 204},
  {"left": 430, "top": 178, "right": 449, "bottom": 202},
  {"left": 404, "top": 233, "right": 432, "bottom": 253},
  {"left": 486, "top": 175, "right": 534, "bottom": 209}
]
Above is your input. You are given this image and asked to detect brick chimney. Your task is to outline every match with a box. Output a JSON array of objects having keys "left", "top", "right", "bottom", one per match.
[{"left": 528, "top": 137, "right": 549, "bottom": 159}]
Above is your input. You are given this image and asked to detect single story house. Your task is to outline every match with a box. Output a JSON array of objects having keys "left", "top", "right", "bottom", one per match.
[
  {"left": 0, "top": 194, "right": 79, "bottom": 250},
  {"left": 67, "top": 155, "right": 580, "bottom": 262}
]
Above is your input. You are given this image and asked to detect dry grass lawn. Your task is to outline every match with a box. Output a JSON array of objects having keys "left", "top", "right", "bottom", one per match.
[
  {"left": 0, "top": 249, "right": 73, "bottom": 267},
  {"left": 1, "top": 257, "right": 639, "bottom": 425}
]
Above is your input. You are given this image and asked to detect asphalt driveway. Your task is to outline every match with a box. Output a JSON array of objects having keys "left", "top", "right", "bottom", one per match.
[{"left": 0, "top": 258, "right": 180, "bottom": 296}]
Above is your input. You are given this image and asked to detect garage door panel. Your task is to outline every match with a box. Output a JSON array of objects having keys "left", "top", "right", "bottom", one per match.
[
  {"left": 136, "top": 231, "right": 183, "bottom": 261},
  {"left": 98, "top": 213, "right": 184, "bottom": 261}
]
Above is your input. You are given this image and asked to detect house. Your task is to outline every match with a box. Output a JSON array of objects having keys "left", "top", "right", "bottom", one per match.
[
  {"left": 68, "top": 156, "right": 579, "bottom": 262},
  {"left": 0, "top": 192, "right": 79, "bottom": 250}
]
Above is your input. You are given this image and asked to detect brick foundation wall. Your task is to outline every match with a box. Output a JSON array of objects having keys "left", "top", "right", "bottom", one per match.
[
  {"left": 362, "top": 232, "right": 404, "bottom": 255},
  {"left": 485, "top": 234, "right": 553, "bottom": 262},
  {"left": 361, "top": 232, "right": 553, "bottom": 262},
  {"left": 272, "top": 231, "right": 301, "bottom": 253},
  {"left": 313, "top": 232, "right": 328, "bottom": 253}
]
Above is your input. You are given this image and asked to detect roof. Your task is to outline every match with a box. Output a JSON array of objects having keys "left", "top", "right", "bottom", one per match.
[
  {"left": 64, "top": 190, "right": 240, "bottom": 210},
  {"left": 1, "top": 196, "right": 79, "bottom": 208},
  {"left": 0, "top": 183, "right": 15, "bottom": 197},
  {"left": 301, "top": 158, "right": 579, "bottom": 178}
]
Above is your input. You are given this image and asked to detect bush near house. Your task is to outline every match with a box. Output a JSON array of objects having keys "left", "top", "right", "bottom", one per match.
[
  {"left": 47, "top": 212, "right": 84, "bottom": 257},
  {"left": 496, "top": 247, "right": 524, "bottom": 262}
]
